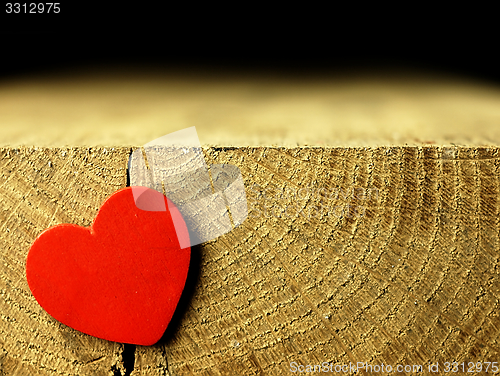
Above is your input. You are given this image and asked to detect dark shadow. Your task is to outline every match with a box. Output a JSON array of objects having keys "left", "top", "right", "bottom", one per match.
[
  {"left": 122, "top": 344, "right": 136, "bottom": 376},
  {"left": 125, "top": 149, "right": 131, "bottom": 187},
  {"left": 111, "top": 344, "right": 136, "bottom": 376}
]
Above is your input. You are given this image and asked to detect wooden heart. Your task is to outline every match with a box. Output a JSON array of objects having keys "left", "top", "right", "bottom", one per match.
[{"left": 26, "top": 187, "right": 190, "bottom": 346}]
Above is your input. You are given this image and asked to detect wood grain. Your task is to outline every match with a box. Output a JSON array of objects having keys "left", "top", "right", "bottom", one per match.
[
  {"left": 163, "top": 146, "right": 500, "bottom": 375},
  {"left": 1, "top": 69, "right": 500, "bottom": 375},
  {"left": 0, "top": 147, "right": 130, "bottom": 375}
]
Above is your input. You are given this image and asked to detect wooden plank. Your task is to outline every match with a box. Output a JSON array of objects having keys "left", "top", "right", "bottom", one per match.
[
  {"left": 1, "top": 68, "right": 500, "bottom": 147},
  {"left": 1, "top": 69, "right": 500, "bottom": 375},
  {"left": 0, "top": 147, "right": 130, "bottom": 375}
]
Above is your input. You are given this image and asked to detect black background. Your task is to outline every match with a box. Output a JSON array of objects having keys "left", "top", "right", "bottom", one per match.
[{"left": 0, "top": 3, "right": 498, "bottom": 83}]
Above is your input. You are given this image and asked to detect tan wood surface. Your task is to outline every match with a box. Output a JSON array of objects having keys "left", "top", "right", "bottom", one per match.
[
  {"left": 0, "top": 68, "right": 500, "bottom": 375},
  {"left": 1, "top": 67, "right": 500, "bottom": 147}
]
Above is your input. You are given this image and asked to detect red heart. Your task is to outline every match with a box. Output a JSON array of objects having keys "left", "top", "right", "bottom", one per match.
[{"left": 26, "top": 187, "right": 190, "bottom": 346}]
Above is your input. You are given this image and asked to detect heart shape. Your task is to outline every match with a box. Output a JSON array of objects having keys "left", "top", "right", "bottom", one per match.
[{"left": 26, "top": 187, "right": 190, "bottom": 346}]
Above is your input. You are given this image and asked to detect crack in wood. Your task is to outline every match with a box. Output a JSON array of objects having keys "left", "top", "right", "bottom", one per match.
[{"left": 122, "top": 345, "right": 136, "bottom": 376}]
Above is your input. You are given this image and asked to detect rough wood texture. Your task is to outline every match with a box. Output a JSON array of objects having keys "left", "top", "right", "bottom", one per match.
[
  {"left": 1, "top": 69, "right": 500, "bottom": 375},
  {"left": 189, "top": 146, "right": 500, "bottom": 375},
  {"left": 0, "top": 147, "right": 130, "bottom": 375}
]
